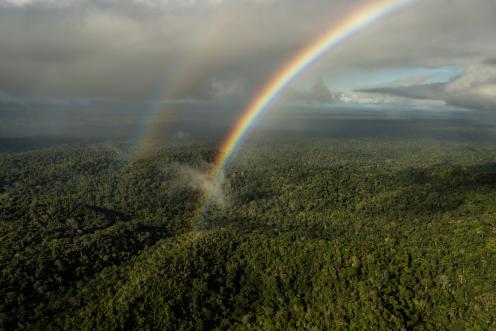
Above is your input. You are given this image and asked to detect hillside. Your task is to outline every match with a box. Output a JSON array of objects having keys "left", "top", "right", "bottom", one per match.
[{"left": 1, "top": 138, "right": 495, "bottom": 329}]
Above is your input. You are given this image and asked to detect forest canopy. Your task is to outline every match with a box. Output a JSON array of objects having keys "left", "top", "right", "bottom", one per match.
[{"left": 0, "top": 137, "right": 495, "bottom": 329}]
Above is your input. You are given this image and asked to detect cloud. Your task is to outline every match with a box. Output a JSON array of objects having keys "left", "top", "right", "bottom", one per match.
[
  {"left": 285, "top": 77, "right": 448, "bottom": 108},
  {"left": 443, "top": 61, "right": 496, "bottom": 110},
  {"left": 177, "top": 164, "right": 228, "bottom": 209},
  {"left": 358, "top": 61, "right": 496, "bottom": 111},
  {"left": 285, "top": 78, "right": 343, "bottom": 103},
  {"left": 208, "top": 78, "right": 247, "bottom": 99},
  {"left": 0, "top": 0, "right": 495, "bottom": 104},
  {"left": 357, "top": 82, "right": 446, "bottom": 101},
  {"left": 386, "top": 74, "right": 437, "bottom": 88}
]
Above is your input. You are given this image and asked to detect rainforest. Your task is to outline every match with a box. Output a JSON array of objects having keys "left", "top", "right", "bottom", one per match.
[
  {"left": 1, "top": 0, "right": 496, "bottom": 329},
  {"left": 1, "top": 123, "right": 496, "bottom": 329}
]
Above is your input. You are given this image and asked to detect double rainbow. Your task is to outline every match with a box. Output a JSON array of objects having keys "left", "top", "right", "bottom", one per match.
[{"left": 206, "top": 0, "right": 414, "bottom": 187}]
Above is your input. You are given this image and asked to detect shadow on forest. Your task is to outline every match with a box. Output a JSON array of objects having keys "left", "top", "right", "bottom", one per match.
[
  {"left": 85, "top": 205, "right": 131, "bottom": 223},
  {"left": 471, "top": 163, "right": 496, "bottom": 185},
  {"left": 356, "top": 163, "right": 496, "bottom": 217},
  {"left": 398, "top": 163, "right": 496, "bottom": 187}
]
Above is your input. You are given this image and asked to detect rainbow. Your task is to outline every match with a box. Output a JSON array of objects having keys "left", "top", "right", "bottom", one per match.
[
  {"left": 206, "top": 0, "right": 413, "bottom": 186},
  {"left": 130, "top": 13, "right": 230, "bottom": 159}
]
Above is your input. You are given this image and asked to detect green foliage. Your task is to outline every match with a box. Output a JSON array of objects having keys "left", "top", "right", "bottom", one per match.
[{"left": 0, "top": 139, "right": 495, "bottom": 330}]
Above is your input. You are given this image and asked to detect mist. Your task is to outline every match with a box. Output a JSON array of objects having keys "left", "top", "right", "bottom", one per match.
[
  {"left": 176, "top": 163, "right": 228, "bottom": 209},
  {"left": 2, "top": 97, "right": 496, "bottom": 151}
]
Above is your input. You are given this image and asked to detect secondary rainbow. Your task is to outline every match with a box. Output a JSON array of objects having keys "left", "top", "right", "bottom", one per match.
[
  {"left": 130, "top": 13, "right": 229, "bottom": 159},
  {"left": 206, "top": 0, "right": 413, "bottom": 185}
]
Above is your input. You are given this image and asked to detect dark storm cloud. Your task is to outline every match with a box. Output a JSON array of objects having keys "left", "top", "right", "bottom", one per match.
[
  {"left": 0, "top": 0, "right": 495, "bottom": 107},
  {"left": 0, "top": 0, "right": 353, "bottom": 99}
]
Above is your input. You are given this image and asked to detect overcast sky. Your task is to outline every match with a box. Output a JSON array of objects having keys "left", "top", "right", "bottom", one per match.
[{"left": 0, "top": 0, "right": 495, "bottom": 111}]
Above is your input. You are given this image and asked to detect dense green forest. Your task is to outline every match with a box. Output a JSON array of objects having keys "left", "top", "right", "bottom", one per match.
[{"left": 0, "top": 138, "right": 495, "bottom": 330}]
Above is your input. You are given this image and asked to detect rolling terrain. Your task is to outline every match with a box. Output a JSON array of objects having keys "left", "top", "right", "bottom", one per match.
[{"left": 1, "top": 137, "right": 495, "bottom": 329}]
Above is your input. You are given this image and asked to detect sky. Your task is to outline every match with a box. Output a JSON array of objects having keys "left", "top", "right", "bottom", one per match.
[{"left": 0, "top": 0, "right": 495, "bottom": 120}]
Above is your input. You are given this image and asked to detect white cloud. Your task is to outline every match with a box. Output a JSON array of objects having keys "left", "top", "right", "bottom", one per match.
[
  {"left": 358, "top": 61, "right": 496, "bottom": 111},
  {"left": 445, "top": 63, "right": 496, "bottom": 93},
  {"left": 178, "top": 164, "right": 228, "bottom": 209}
]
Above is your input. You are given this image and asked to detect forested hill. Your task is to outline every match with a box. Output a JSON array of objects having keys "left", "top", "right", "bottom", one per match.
[{"left": 0, "top": 138, "right": 495, "bottom": 329}]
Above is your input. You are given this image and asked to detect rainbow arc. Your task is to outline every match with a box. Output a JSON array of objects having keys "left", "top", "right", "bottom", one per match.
[{"left": 196, "top": 0, "right": 414, "bottom": 227}]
